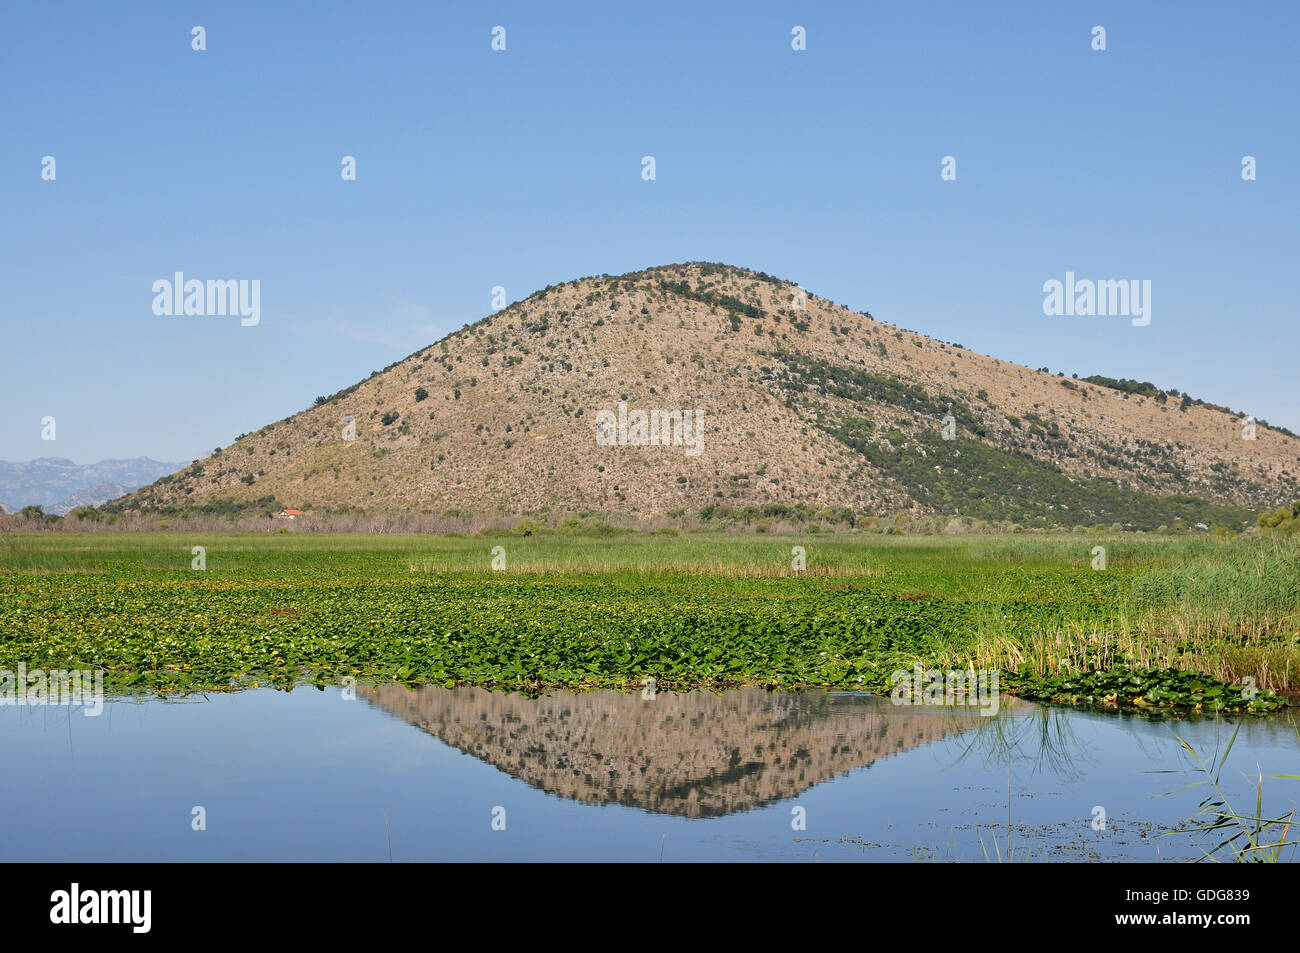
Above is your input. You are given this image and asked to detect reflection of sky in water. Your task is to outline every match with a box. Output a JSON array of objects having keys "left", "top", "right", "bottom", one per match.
[{"left": 1, "top": 687, "right": 1297, "bottom": 861}]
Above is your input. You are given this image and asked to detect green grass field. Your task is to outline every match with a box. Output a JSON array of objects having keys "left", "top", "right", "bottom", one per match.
[{"left": 1, "top": 531, "right": 1296, "bottom": 711}]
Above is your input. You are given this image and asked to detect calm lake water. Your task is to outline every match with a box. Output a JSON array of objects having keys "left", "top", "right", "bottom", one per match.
[{"left": 2, "top": 686, "right": 1298, "bottom": 862}]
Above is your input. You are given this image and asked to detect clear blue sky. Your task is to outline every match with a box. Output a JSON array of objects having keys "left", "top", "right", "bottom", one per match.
[{"left": 3, "top": 0, "right": 1296, "bottom": 463}]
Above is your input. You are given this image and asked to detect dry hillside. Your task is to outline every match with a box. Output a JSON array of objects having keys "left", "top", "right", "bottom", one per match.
[{"left": 115, "top": 263, "right": 1300, "bottom": 529}]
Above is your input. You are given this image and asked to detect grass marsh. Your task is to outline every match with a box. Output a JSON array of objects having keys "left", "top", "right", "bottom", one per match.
[{"left": 0, "top": 531, "right": 1295, "bottom": 710}]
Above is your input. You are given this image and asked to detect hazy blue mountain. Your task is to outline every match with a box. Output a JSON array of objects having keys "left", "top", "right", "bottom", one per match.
[{"left": 0, "top": 457, "right": 186, "bottom": 514}]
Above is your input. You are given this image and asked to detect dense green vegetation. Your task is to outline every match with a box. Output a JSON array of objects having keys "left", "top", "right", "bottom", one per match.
[
  {"left": 0, "top": 533, "right": 1293, "bottom": 713},
  {"left": 853, "top": 430, "right": 1253, "bottom": 530},
  {"left": 100, "top": 493, "right": 284, "bottom": 519},
  {"left": 773, "top": 351, "right": 983, "bottom": 433},
  {"left": 1081, "top": 375, "right": 1172, "bottom": 401},
  {"left": 1082, "top": 375, "right": 1298, "bottom": 438},
  {"left": 769, "top": 354, "right": 1257, "bottom": 531},
  {"left": 656, "top": 279, "right": 766, "bottom": 330},
  {"left": 1258, "top": 501, "right": 1300, "bottom": 536}
]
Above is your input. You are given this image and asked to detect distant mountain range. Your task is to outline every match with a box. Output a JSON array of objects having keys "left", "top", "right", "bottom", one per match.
[{"left": 0, "top": 457, "right": 186, "bottom": 515}]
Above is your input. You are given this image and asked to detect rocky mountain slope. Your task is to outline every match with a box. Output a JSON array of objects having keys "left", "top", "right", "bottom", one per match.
[{"left": 112, "top": 263, "right": 1300, "bottom": 529}]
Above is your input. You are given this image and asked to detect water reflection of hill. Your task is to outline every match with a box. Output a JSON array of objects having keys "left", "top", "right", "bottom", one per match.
[{"left": 360, "top": 685, "right": 985, "bottom": 817}]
